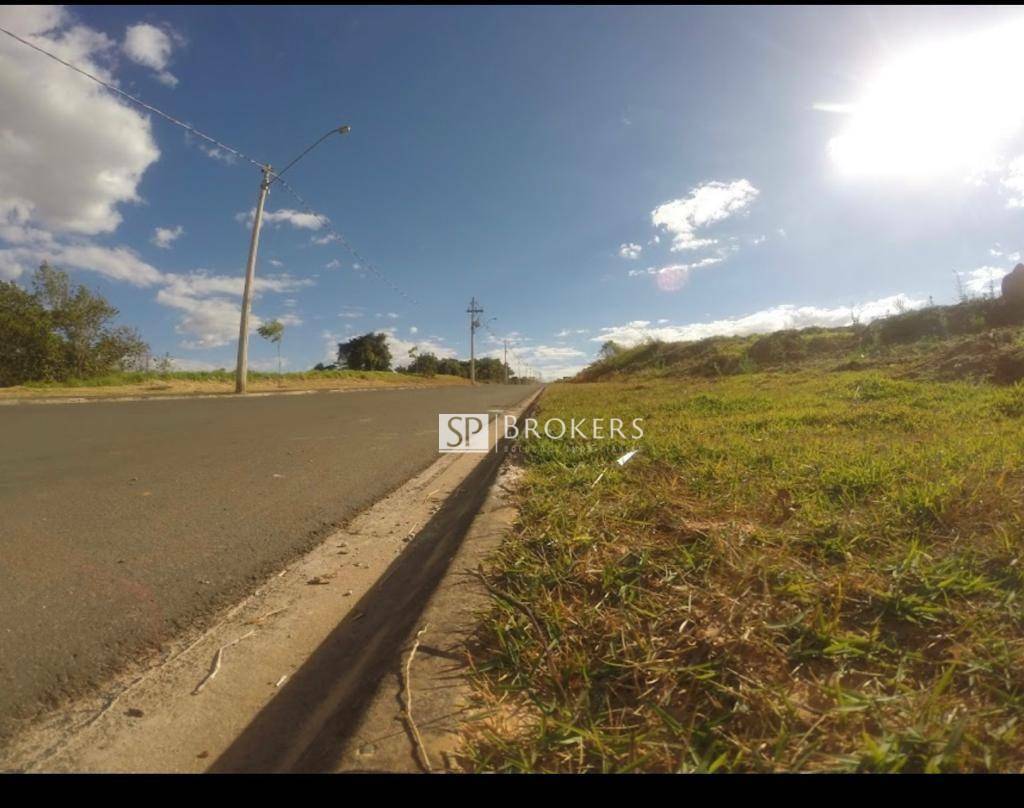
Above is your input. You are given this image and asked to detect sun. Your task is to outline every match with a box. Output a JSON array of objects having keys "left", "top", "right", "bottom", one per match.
[{"left": 827, "top": 17, "right": 1024, "bottom": 179}]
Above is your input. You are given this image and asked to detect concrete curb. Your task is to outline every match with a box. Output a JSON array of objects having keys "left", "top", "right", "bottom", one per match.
[{"left": 211, "top": 388, "right": 543, "bottom": 772}]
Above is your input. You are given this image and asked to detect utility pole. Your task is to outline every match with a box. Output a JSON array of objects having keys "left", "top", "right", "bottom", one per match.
[
  {"left": 234, "top": 125, "right": 349, "bottom": 394},
  {"left": 467, "top": 296, "right": 483, "bottom": 384},
  {"left": 235, "top": 164, "right": 272, "bottom": 394},
  {"left": 503, "top": 338, "right": 509, "bottom": 384}
]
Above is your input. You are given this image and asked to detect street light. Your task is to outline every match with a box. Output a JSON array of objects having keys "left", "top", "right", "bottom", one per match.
[
  {"left": 269, "top": 125, "right": 351, "bottom": 187},
  {"left": 234, "top": 125, "right": 351, "bottom": 394}
]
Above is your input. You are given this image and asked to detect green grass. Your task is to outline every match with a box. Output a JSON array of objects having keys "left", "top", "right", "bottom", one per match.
[
  {"left": 461, "top": 370, "right": 1024, "bottom": 772},
  {"left": 579, "top": 298, "right": 1024, "bottom": 386}
]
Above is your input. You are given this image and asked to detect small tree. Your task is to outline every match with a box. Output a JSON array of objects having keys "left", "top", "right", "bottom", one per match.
[
  {"left": 154, "top": 353, "right": 174, "bottom": 374},
  {"left": 257, "top": 319, "right": 285, "bottom": 378},
  {"left": 0, "top": 263, "right": 148, "bottom": 386},
  {"left": 408, "top": 351, "right": 439, "bottom": 377},
  {"left": 337, "top": 332, "right": 392, "bottom": 371},
  {"left": 437, "top": 357, "right": 466, "bottom": 378},
  {"left": 953, "top": 270, "right": 968, "bottom": 304},
  {"left": 599, "top": 340, "right": 624, "bottom": 361},
  {"left": 0, "top": 279, "right": 60, "bottom": 386}
]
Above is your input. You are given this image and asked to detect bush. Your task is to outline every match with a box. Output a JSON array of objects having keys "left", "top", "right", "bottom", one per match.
[
  {"left": 337, "top": 332, "right": 392, "bottom": 371},
  {"left": 874, "top": 308, "right": 947, "bottom": 345},
  {"left": 748, "top": 330, "right": 806, "bottom": 365},
  {"left": 0, "top": 263, "right": 148, "bottom": 387}
]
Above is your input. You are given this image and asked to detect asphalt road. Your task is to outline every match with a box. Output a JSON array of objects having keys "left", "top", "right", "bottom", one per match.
[{"left": 0, "top": 384, "right": 537, "bottom": 738}]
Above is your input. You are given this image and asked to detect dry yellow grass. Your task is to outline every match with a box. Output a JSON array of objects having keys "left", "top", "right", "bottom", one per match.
[{"left": 0, "top": 370, "right": 471, "bottom": 402}]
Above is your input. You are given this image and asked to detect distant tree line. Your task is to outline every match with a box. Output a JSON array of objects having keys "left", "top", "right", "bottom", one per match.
[
  {"left": 0, "top": 263, "right": 149, "bottom": 387},
  {"left": 312, "top": 331, "right": 526, "bottom": 382}
]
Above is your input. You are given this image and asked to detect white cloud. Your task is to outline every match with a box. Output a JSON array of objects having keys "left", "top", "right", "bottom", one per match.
[
  {"left": 325, "top": 259, "right": 342, "bottom": 269},
  {"left": 236, "top": 208, "right": 325, "bottom": 230},
  {"left": 160, "top": 270, "right": 312, "bottom": 298},
  {"left": 196, "top": 141, "right": 236, "bottom": 164},
  {"left": 989, "top": 246, "right": 1021, "bottom": 262},
  {"left": 1002, "top": 155, "right": 1024, "bottom": 208},
  {"left": 249, "top": 356, "right": 291, "bottom": 372},
  {"left": 383, "top": 329, "right": 456, "bottom": 361},
  {"left": 57, "top": 243, "right": 164, "bottom": 286},
  {"left": 268, "top": 258, "right": 283, "bottom": 267},
  {"left": 0, "top": 199, "right": 56, "bottom": 248},
  {"left": 155, "top": 271, "right": 313, "bottom": 347},
  {"left": 479, "top": 340, "right": 589, "bottom": 381},
  {"left": 166, "top": 356, "right": 223, "bottom": 371},
  {"left": 312, "top": 233, "right": 340, "bottom": 245},
  {"left": 151, "top": 224, "right": 183, "bottom": 249},
  {"left": 156, "top": 285, "right": 247, "bottom": 349},
  {"left": 554, "top": 328, "right": 589, "bottom": 337},
  {"left": 593, "top": 294, "right": 926, "bottom": 347},
  {"left": 530, "top": 345, "right": 585, "bottom": 360},
  {"left": 959, "top": 266, "right": 1009, "bottom": 296},
  {"left": 320, "top": 330, "right": 343, "bottom": 364},
  {"left": 0, "top": 6, "right": 160, "bottom": 236},
  {"left": 628, "top": 256, "right": 725, "bottom": 291},
  {"left": 409, "top": 326, "right": 418, "bottom": 334},
  {"left": 812, "top": 102, "right": 856, "bottom": 115},
  {"left": 618, "top": 242, "right": 642, "bottom": 260},
  {"left": 651, "top": 180, "right": 759, "bottom": 252},
  {"left": 0, "top": 249, "right": 28, "bottom": 280},
  {"left": 122, "top": 23, "right": 179, "bottom": 87},
  {"left": 0, "top": 242, "right": 164, "bottom": 286}
]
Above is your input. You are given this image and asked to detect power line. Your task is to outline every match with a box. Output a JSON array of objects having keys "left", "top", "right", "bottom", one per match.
[
  {"left": 0, "top": 24, "right": 417, "bottom": 306},
  {"left": 0, "top": 24, "right": 267, "bottom": 171},
  {"left": 480, "top": 318, "right": 537, "bottom": 381},
  {"left": 270, "top": 175, "right": 418, "bottom": 305}
]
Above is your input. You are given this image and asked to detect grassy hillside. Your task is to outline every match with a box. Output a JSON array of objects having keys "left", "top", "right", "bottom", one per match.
[
  {"left": 462, "top": 301, "right": 1024, "bottom": 772},
  {"left": 579, "top": 297, "right": 1024, "bottom": 386}
]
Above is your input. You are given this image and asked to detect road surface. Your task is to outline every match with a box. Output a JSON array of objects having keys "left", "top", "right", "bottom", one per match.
[{"left": 0, "top": 384, "right": 537, "bottom": 738}]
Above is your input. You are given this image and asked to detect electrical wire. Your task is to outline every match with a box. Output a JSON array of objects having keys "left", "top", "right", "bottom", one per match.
[
  {"left": 0, "top": 24, "right": 417, "bottom": 306},
  {"left": 481, "top": 317, "right": 537, "bottom": 380},
  {"left": 270, "top": 174, "right": 418, "bottom": 305},
  {"left": 0, "top": 24, "right": 267, "bottom": 171}
]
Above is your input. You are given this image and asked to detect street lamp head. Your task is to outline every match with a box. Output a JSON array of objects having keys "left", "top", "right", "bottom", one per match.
[{"left": 338, "top": 125, "right": 352, "bottom": 135}]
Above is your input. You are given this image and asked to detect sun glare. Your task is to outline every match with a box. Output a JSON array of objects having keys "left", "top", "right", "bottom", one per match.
[{"left": 828, "top": 18, "right": 1024, "bottom": 179}]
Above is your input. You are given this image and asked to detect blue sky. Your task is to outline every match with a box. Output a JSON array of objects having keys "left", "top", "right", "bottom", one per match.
[{"left": 3, "top": 5, "right": 1024, "bottom": 378}]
